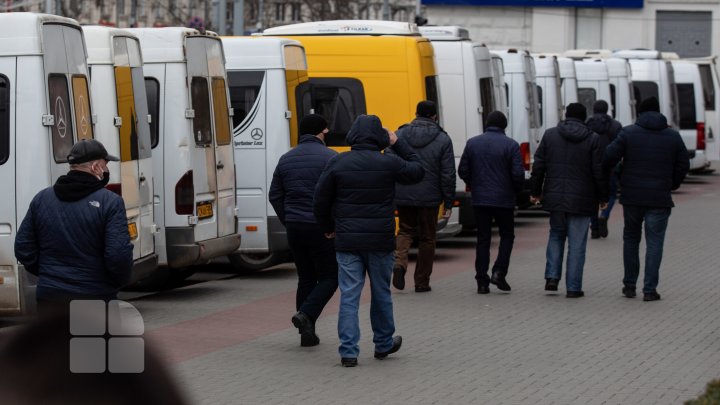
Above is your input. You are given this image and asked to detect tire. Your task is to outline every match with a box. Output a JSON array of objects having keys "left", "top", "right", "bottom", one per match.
[{"left": 228, "top": 251, "right": 290, "bottom": 273}]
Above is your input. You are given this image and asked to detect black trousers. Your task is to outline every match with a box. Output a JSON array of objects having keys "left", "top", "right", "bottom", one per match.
[
  {"left": 286, "top": 221, "right": 339, "bottom": 321},
  {"left": 473, "top": 206, "right": 516, "bottom": 287}
]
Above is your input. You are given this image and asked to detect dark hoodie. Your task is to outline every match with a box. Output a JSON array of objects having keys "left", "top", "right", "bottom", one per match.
[
  {"left": 530, "top": 118, "right": 608, "bottom": 216},
  {"left": 389, "top": 117, "right": 456, "bottom": 208},
  {"left": 314, "top": 115, "right": 425, "bottom": 252},
  {"left": 586, "top": 113, "right": 622, "bottom": 151},
  {"left": 603, "top": 111, "right": 690, "bottom": 208}
]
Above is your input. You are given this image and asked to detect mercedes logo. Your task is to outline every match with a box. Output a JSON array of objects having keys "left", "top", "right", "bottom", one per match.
[
  {"left": 54, "top": 96, "right": 68, "bottom": 138},
  {"left": 251, "top": 128, "right": 264, "bottom": 140}
]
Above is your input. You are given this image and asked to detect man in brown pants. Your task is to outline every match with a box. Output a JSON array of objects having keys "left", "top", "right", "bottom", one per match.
[{"left": 390, "top": 101, "right": 456, "bottom": 292}]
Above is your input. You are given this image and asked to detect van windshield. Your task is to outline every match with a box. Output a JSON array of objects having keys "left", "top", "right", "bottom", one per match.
[
  {"left": 479, "top": 78, "right": 495, "bottom": 126},
  {"left": 677, "top": 83, "right": 697, "bottom": 130},
  {"left": 698, "top": 64, "right": 716, "bottom": 110},
  {"left": 578, "top": 88, "right": 597, "bottom": 118},
  {"left": 228, "top": 71, "right": 265, "bottom": 129},
  {"left": 425, "top": 76, "right": 439, "bottom": 120}
]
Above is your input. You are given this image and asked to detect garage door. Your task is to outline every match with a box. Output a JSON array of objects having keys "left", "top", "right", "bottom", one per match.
[{"left": 656, "top": 11, "right": 711, "bottom": 58}]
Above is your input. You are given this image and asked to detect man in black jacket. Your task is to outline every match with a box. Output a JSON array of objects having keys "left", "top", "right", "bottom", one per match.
[
  {"left": 458, "top": 111, "right": 524, "bottom": 294},
  {"left": 269, "top": 114, "right": 338, "bottom": 347},
  {"left": 530, "top": 103, "right": 608, "bottom": 298},
  {"left": 603, "top": 97, "right": 689, "bottom": 301},
  {"left": 390, "top": 101, "right": 455, "bottom": 293},
  {"left": 314, "top": 115, "right": 424, "bottom": 367},
  {"left": 586, "top": 100, "right": 622, "bottom": 239}
]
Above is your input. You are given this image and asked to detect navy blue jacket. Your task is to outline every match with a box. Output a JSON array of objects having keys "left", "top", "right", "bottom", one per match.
[
  {"left": 389, "top": 117, "right": 456, "bottom": 209},
  {"left": 15, "top": 174, "right": 133, "bottom": 299},
  {"left": 603, "top": 111, "right": 690, "bottom": 208},
  {"left": 530, "top": 118, "right": 608, "bottom": 216},
  {"left": 313, "top": 115, "right": 425, "bottom": 252},
  {"left": 458, "top": 127, "right": 524, "bottom": 209},
  {"left": 269, "top": 135, "right": 337, "bottom": 224}
]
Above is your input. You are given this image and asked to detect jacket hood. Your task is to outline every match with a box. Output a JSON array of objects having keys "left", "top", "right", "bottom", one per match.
[
  {"left": 636, "top": 111, "right": 669, "bottom": 131},
  {"left": 557, "top": 118, "right": 594, "bottom": 143},
  {"left": 402, "top": 117, "right": 442, "bottom": 148},
  {"left": 53, "top": 170, "right": 109, "bottom": 202},
  {"left": 586, "top": 113, "right": 612, "bottom": 136},
  {"left": 346, "top": 115, "right": 390, "bottom": 150}
]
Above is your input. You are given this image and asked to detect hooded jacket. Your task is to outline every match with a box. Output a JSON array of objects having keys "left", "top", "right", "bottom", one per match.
[
  {"left": 313, "top": 115, "right": 425, "bottom": 252},
  {"left": 603, "top": 111, "right": 690, "bottom": 208},
  {"left": 530, "top": 118, "right": 608, "bottom": 216},
  {"left": 269, "top": 134, "right": 337, "bottom": 224},
  {"left": 14, "top": 171, "right": 133, "bottom": 300},
  {"left": 586, "top": 113, "right": 622, "bottom": 151},
  {"left": 389, "top": 117, "right": 456, "bottom": 208},
  {"left": 458, "top": 127, "right": 525, "bottom": 209}
]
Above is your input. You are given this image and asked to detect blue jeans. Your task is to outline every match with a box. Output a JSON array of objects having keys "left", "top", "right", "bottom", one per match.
[
  {"left": 591, "top": 173, "right": 618, "bottom": 230},
  {"left": 544, "top": 212, "right": 591, "bottom": 292},
  {"left": 622, "top": 205, "right": 671, "bottom": 293},
  {"left": 336, "top": 251, "right": 396, "bottom": 358}
]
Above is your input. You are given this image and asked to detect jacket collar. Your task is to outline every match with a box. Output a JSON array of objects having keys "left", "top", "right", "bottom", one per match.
[
  {"left": 298, "top": 134, "right": 326, "bottom": 145},
  {"left": 485, "top": 126, "right": 505, "bottom": 134}
]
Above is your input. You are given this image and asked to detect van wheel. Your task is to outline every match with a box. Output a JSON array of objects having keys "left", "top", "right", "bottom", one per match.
[{"left": 228, "top": 252, "right": 289, "bottom": 273}]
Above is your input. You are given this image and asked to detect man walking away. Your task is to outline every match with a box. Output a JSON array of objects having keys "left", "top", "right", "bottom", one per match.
[
  {"left": 15, "top": 139, "right": 133, "bottom": 314},
  {"left": 269, "top": 114, "right": 339, "bottom": 347},
  {"left": 391, "top": 101, "right": 455, "bottom": 293},
  {"left": 458, "top": 111, "right": 524, "bottom": 294},
  {"left": 603, "top": 97, "right": 689, "bottom": 301},
  {"left": 586, "top": 100, "right": 622, "bottom": 239},
  {"left": 530, "top": 103, "right": 608, "bottom": 298},
  {"left": 314, "top": 115, "right": 424, "bottom": 367}
]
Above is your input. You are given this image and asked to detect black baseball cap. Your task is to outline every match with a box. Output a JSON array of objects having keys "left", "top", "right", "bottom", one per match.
[{"left": 67, "top": 139, "right": 119, "bottom": 164}]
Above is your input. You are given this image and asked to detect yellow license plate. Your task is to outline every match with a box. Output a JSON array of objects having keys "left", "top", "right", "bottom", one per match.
[
  {"left": 197, "top": 201, "right": 213, "bottom": 219},
  {"left": 128, "top": 223, "right": 138, "bottom": 240}
]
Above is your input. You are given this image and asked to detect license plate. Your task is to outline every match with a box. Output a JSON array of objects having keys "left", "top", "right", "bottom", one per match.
[
  {"left": 197, "top": 201, "right": 213, "bottom": 219},
  {"left": 128, "top": 222, "right": 138, "bottom": 240}
]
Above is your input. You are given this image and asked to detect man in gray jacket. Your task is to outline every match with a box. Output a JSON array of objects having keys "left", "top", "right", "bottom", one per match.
[{"left": 390, "top": 101, "right": 456, "bottom": 293}]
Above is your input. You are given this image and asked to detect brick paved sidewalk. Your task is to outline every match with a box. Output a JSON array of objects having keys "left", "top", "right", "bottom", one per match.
[{"left": 134, "top": 172, "right": 720, "bottom": 405}]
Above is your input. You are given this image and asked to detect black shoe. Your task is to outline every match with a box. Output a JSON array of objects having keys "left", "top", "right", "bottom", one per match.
[
  {"left": 490, "top": 273, "right": 511, "bottom": 291},
  {"left": 643, "top": 292, "right": 661, "bottom": 302},
  {"left": 341, "top": 357, "right": 358, "bottom": 367},
  {"left": 591, "top": 228, "right": 600, "bottom": 239},
  {"left": 415, "top": 286, "right": 432, "bottom": 293},
  {"left": 622, "top": 286, "right": 636, "bottom": 298},
  {"left": 374, "top": 336, "right": 402, "bottom": 359},
  {"left": 292, "top": 311, "right": 320, "bottom": 347},
  {"left": 392, "top": 265, "right": 406, "bottom": 290},
  {"left": 545, "top": 278, "right": 559, "bottom": 291},
  {"left": 598, "top": 217, "right": 609, "bottom": 238},
  {"left": 566, "top": 291, "right": 585, "bottom": 298},
  {"left": 477, "top": 285, "right": 490, "bottom": 294}
]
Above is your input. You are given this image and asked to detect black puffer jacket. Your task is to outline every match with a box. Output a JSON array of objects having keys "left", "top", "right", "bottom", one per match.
[
  {"left": 603, "top": 112, "right": 689, "bottom": 208},
  {"left": 313, "top": 115, "right": 425, "bottom": 252},
  {"left": 389, "top": 117, "right": 456, "bottom": 209},
  {"left": 269, "top": 135, "right": 337, "bottom": 224},
  {"left": 586, "top": 113, "right": 622, "bottom": 151},
  {"left": 530, "top": 118, "right": 608, "bottom": 216}
]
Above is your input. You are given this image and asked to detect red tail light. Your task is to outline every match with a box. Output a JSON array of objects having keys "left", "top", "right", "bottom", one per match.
[
  {"left": 105, "top": 183, "right": 122, "bottom": 196},
  {"left": 520, "top": 142, "right": 531, "bottom": 171},
  {"left": 697, "top": 122, "right": 706, "bottom": 151},
  {"left": 175, "top": 170, "right": 194, "bottom": 215}
]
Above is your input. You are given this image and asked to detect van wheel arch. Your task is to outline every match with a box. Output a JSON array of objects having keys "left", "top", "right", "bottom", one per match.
[{"left": 228, "top": 251, "right": 291, "bottom": 273}]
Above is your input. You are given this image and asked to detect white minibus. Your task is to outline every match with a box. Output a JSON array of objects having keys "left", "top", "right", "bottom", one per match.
[
  {"left": 491, "top": 53, "right": 509, "bottom": 117},
  {"left": 605, "top": 58, "right": 637, "bottom": 126},
  {"left": 574, "top": 59, "right": 613, "bottom": 118},
  {"left": 672, "top": 61, "right": 709, "bottom": 172},
  {"left": 533, "top": 55, "right": 563, "bottom": 135},
  {"left": 557, "top": 56, "right": 579, "bottom": 107},
  {"left": 687, "top": 57, "right": 720, "bottom": 162}
]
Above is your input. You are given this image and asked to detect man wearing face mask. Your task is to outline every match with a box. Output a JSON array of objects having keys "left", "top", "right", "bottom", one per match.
[{"left": 15, "top": 139, "right": 134, "bottom": 313}]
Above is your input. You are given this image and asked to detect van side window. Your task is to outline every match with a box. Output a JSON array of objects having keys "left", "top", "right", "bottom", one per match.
[
  {"left": 72, "top": 76, "right": 93, "bottom": 141},
  {"left": 48, "top": 75, "right": 75, "bottom": 163},
  {"left": 0, "top": 75, "right": 8, "bottom": 165},
  {"left": 479, "top": 78, "right": 495, "bottom": 125},
  {"left": 228, "top": 71, "right": 265, "bottom": 129},
  {"left": 633, "top": 81, "right": 659, "bottom": 114},
  {"left": 698, "top": 65, "right": 716, "bottom": 110},
  {"left": 212, "top": 77, "right": 231, "bottom": 146},
  {"left": 115, "top": 66, "right": 139, "bottom": 161},
  {"left": 296, "top": 78, "right": 366, "bottom": 147},
  {"left": 677, "top": 83, "right": 697, "bottom": 130},
  {"left": 145, "top": 78, "right": 160, "bottom": 149},
  {"left": 425, "top": 76, "right": 439, "bottom": 117},
  {"left": 536, "top": 85, "right": 543, "bottom": 127},
  {"left": 505, "top": 83, "right": 509, "bottom": 107},
  {"left": 609, "top": 84, "right": 617, "bottom": 118},
  {"left": 131, "top": 68, "right": 152, "bottom": 159},
  {"left": 191, "top": 77, "right": 212, "bottom": 146},
  {"left": 578, "top": 88, "right": 597, "bottom": 118}
]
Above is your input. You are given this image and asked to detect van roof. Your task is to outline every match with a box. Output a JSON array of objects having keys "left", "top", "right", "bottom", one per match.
[
  {"left": 262, "top": 20, "right": 420, "bottom": 36},
  {"left": 127, "top": 27, "right": 216, "bottom": 63},
  {"left": 83, "top": 26, "right": 141, "bottom": 64},
  {"left": 612, "top": 49, "right": 662, "bottom": 60},
  {"left": 556, "top": 57, "right": 577, "bottom": 79},
  {"left": 0, "top": 12, "right": 82, "bottom": 56},
  {"left": 533, "top": 55, "right": 558, "bottom": 77},
  {"left": 418, "top": 26, "right": 470, "bottom": 41},
  {"left": 575, "top": 59, "right": 609, "bottom": 80},
  {"left": 604, "top": 58, "right": 631, "bottom": 78},
  {"left": 222, "top": 36, "right": 304, "bottom": 70},
  {"left": 563, "top": 49, "right": 613, "bottom": 60},
  {"left": 671, "top": 60, "right": 701, "bottom": 82},
  {"left": 492, "top": 49, "right": 531, "bottom": 73}
]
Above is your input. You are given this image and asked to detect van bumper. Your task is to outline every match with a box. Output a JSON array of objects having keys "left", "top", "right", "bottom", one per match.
[
  {"left": 130, "top": 254, "right": 159, "bottom": 283},
  {"left": 166, "top": 227, "right": 242, "bottom": 268}
]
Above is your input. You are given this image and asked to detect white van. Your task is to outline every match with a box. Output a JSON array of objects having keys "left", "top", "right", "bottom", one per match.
[
  {"left": 672, "top": 61, "right": 709, "bottom": 172},
  {"left": 491, "top": 53, "right": 509, "bottom": 117},
  {"left": 557, "top": 56, "right": 579, "bottom": 107},
  {"left": 492, "top": 49, "right": 540, "bottom": 207},
  {"left": 0, "top": 13, "right": 96, "bottom": 314},
  {"left": 129, "top": 28, "right": 241, "bottom": 270},
  {"left": 83, "top": 26, "right": 158, "bottom": 281},
  {"left": 418, "top": 26, "right": 495, "bottom": 236},
  {"left": 605, "top": 58, "right": 637, "bottom": 126},
  {"left": 533, "top": 55, "right": 563, "bottom": 135},
  {"left": 574, "top": 59, "right": 613, "bottom": 118},
  {"left": 220, "top": 36, "right": 306, "bottom": 270},
  {"left": 687, "top": 57, "right": 720, "bottom": 162}
]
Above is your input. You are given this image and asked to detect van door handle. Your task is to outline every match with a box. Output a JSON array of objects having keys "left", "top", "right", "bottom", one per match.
[
  {"left": 217, "top": 162, "right": 224, "bottom": 170},
  {"left": 139, "top": 176, "right": 146, "bottom": 182}
]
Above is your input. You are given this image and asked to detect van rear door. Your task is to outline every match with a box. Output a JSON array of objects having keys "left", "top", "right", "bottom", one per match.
[{"left": 0, "top": 57, "right": 18, "bottom": 312}]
